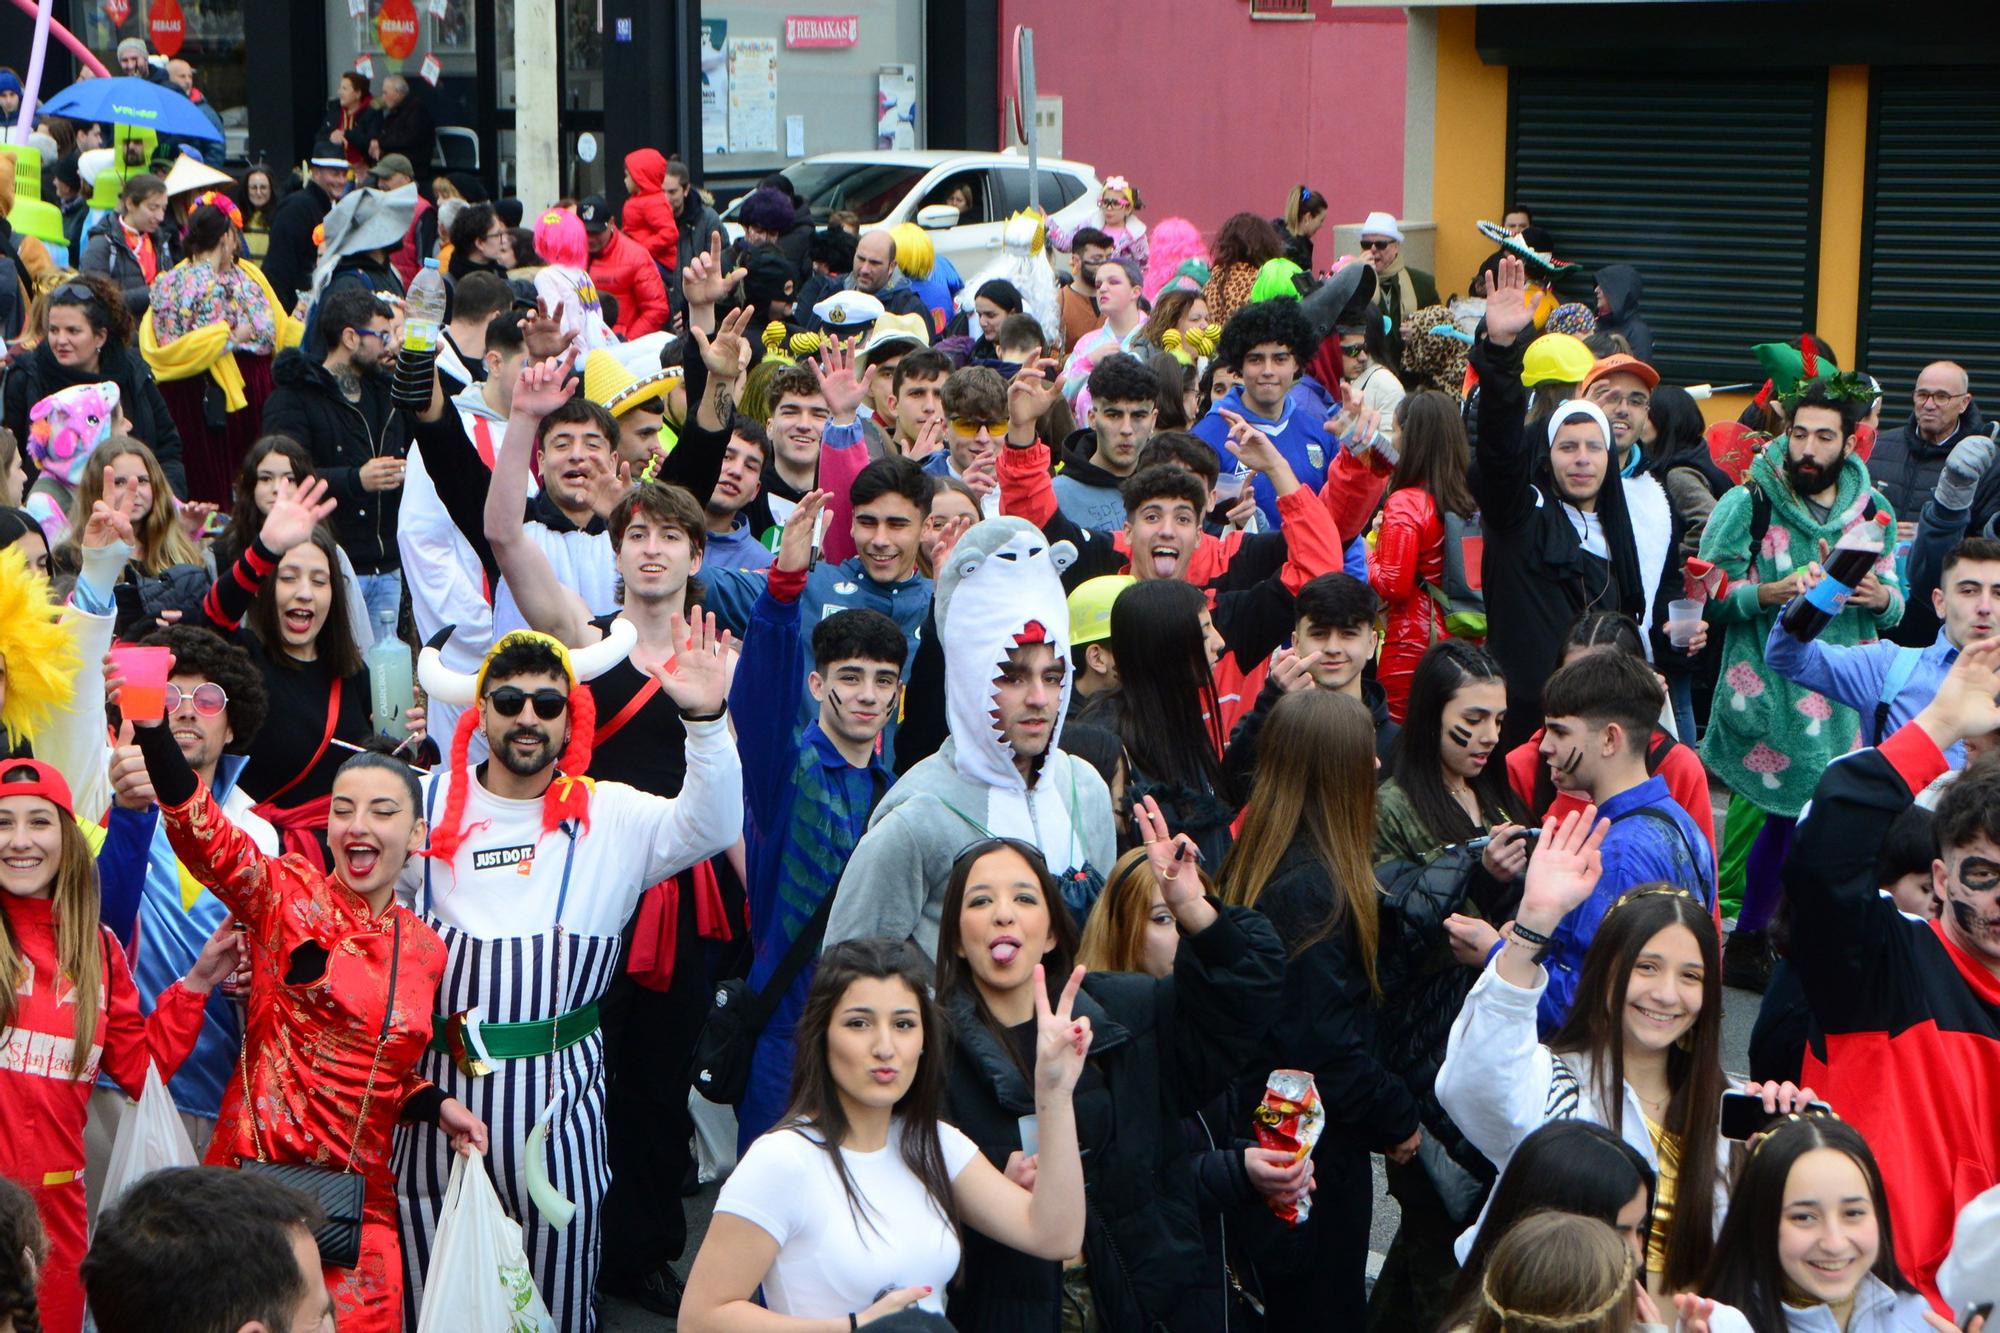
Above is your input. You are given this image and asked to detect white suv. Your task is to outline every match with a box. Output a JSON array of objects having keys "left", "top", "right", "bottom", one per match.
[{"left": 722, "top": 149, "right": 1102, "bottom": 281}]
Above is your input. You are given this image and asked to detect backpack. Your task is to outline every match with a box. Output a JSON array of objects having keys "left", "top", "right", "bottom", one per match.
[
  {"left": 1423, "top": 509, "right": 1487, "bottom": 639},
  {"left": 1871, "top": 645, "right": 1922, "bottom": 745}
]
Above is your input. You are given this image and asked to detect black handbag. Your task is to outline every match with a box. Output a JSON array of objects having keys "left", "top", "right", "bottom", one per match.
[
  {"left": 690, "top": 893, "right": 834, "bottom": 1106},
  {"left": 240, "top": 916, "right": 400, "bottom": 1270}
]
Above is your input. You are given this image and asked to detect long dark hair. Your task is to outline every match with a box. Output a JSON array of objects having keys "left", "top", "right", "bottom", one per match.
[
  {"left": 1389, "top": 391, "right": 1475, "bottom": 518},
  {"left": 1388, "top": 641, "right": 1523, "bottom": 848},
  {"left": 0, "top": 1175, "right": 45, "bottom": 1333},
  {"left": 1549, "top": 888, "right": 1728, "bottom": 1291},
  {"left": 221, "top": 434, "right": 314, "bottom": 566},
  {"left": 1698, "top": 1117, "right": 1917, "bottom": 1330},
  {"left": 246, "top": 524, "right": 364, "bottom": 677},
  {"left": 1099, "top": 579, "right": 1227, "bottom": 801},
  {"left": 935, "top": 838, "right": 1080, "bottom": 1082},
  {"left": 1443, "top": 1121, "right": 1655, "bottom": 1325},
  {"left": 777, "top": 937, "right": 960, "bottom": 1241}
]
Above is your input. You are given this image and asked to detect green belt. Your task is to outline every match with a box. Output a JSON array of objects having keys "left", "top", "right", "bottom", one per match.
[{"left": 428, "top": 1002, "right": 600, "bottom": 1061}]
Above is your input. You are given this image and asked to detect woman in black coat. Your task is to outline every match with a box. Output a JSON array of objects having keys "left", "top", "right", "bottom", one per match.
[
  {"left": 1219, "top": 690, "right": 1423, "bottom": 1326},
  {"left": 936, "top": 827, "right": 1284, "bottom": 1333},
  {"left": 2, "top": 273, "right": 187, "bottom": 496}
]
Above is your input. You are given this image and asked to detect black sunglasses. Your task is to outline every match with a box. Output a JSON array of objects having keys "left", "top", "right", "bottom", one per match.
[
  {"left": 51, "top": 280, "right": 98, "bottom": 304},
  {"left": 1358, "top": 239, "right": 1392, "bottom": 251},
  {"left": 487, "top": 686, "right": 569, "bottom": 720}
]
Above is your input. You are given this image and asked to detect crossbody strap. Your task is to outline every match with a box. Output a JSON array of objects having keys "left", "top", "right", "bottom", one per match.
[
  {"left": 260, "top": 675, "right": 343, "bottom": 808},
  {"left": 751, "top": 891, "right": 837, "bottom": 1016}
]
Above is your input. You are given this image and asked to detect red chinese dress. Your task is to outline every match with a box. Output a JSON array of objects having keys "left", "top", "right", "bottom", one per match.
[
  {"left": 0, "top": 893, "right": 205, "bottom": 1333},
  {"left": 160, "top": 784, "right": 449, "bottom": 1333}
]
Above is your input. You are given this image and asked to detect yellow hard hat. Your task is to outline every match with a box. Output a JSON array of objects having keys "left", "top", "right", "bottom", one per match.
[
  {"left": 1521, "top": 332, "right": 1595, "bottom": 388},
  {"left": 1067, "top": 575, "right": 1136, "bottom": 648}
]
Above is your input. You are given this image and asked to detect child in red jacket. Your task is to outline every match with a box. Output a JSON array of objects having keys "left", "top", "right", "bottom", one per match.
[{"left": 622, "top": 148, "right": 681, "bottom": 274}]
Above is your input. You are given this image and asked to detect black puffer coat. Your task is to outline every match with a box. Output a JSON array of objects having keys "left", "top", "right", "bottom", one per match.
[{"left": 943, "top": 903, "right": 1285, "bottom": 1333}]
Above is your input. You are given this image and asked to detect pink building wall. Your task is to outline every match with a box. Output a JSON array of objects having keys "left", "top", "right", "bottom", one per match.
[{"left": 992, "top": 2, "right": 1409, "bottom": 248}]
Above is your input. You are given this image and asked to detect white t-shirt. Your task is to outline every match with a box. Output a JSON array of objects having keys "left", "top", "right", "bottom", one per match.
[{"left": 717, "top": 1120, "right": 980, "bottom": 1318}]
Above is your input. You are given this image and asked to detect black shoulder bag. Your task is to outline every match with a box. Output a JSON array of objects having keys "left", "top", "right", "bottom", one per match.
[{"left": 690, "top": 893, "right": 835, "bottom": 1106}]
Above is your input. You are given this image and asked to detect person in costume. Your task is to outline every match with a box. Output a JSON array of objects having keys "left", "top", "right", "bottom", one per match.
[
  {"left": 142, "top": 196, "right": 301, "bottom": 505},
  {"left": 395, "top": 612, "right": 743, "bottom": 1332},
  {"left": 1050, "top": 174, "right": 1148, "bottom": 264},
  {"left": 22, "top": 379, "right": 120, "bottom": 548},
  {"left": 824, "top": 516, "right": 1117, "bottom": 957},
  {"left": 118, "top": 660, "right": 486, "bottom": 1333},
  {"left": 959, "top": 211, "right": 1063, "bottom": 350}
]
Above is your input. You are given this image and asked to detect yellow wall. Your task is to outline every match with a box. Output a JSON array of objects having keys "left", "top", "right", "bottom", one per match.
[
  {"left": 1429, "top": 6, "right": 1508, "bottom": 303},
  {"left": 1426, "top": 30, "right": 1872, "bottom": 427}
]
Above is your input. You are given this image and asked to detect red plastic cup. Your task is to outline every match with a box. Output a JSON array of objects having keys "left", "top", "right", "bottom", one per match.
[{"left": 109, "top": 645, "right": 173, "bottom": 724}]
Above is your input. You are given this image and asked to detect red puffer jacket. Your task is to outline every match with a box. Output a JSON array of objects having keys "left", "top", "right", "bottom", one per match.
[
  {"left": 1369, "top": 485, "right": 1448, "bottom": 722},
  {"left": 621, "top": 148, "right": 680, "bottom": 273},
  {"left": 588, "top": 225, "right": 670, "bottom": 338}
]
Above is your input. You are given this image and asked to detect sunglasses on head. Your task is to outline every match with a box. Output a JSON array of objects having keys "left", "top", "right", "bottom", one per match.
[
  {"left": 1358, "top": 239, "right": 1392, "bottom": 251},
  {"left": 164, "top": 682, "right": 229, "bottom": 717},
  {"left": 948, "top": 417, "right": 1009, "bottom": 438},
  {"left": 487, "top": 686, "right": 569, "bottom": 720},
  {"left": 51, "top": 280, "right": 98, "bottom": 304}
]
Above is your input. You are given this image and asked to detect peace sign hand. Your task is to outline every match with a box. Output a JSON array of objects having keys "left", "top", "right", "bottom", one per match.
[
  {"left": 1032, "top": 963, "right": 1093, "bottom": 1096},
  {"left": 1133, "top": 794, "right": 1204, "bottom": 910}
]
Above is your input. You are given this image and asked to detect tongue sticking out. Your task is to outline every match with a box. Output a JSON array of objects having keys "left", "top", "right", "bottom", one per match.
[
  {"left": 990, "top": 941, "right": 1020, "bottom": 966},
  {"left": 1149, "top": 550, "right": 1178, "bottom": 578}
]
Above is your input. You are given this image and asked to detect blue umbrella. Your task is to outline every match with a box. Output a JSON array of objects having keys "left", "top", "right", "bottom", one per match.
[{"left": 37, "top": 75, "right": 223, "bottom": 142}]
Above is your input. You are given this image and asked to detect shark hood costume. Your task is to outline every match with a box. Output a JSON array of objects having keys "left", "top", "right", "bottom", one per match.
[{"left": 823, "top": 518, "right": 1119, "bottom": 957}]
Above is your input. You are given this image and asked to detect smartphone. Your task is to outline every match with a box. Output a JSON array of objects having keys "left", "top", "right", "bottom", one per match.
[{"left": 1719, "top": 1091, "right": 1832, "bottom": 1141}]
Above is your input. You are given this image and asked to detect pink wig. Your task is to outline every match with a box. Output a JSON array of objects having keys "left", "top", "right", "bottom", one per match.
[
  {"left": 1143, "top": 217, "right": 1208, "bottom": 302},
  {"left": 533, "top": 207, "right": 590, "bottom": 269}
]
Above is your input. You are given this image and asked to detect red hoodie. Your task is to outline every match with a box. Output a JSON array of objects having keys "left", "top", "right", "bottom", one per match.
[{"left": 621, "top": 148, "right": 681, "bottom": 273}]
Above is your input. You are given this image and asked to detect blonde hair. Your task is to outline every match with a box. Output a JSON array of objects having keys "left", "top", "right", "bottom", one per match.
[
  {"left": 0, "top": 544, "right": 79, "bottom": 744},
  {"left": 0, "top": 814, "right": 105, "bottom": 1080},
  {"left": 66, "top": 436, "right": 201, "bottom": 573},
  {"left": 1077, "top": 848, "right": 1217, "bottom": 974},
  {"left": 1470, "top": 1212, "right": 1636, "bottom": 1333},
  {"left": 1219, "top": 690, "right": 1381, "bottom": 992},
  {"left": 889, "top": 222, "right": 936, "bottom": 281}
]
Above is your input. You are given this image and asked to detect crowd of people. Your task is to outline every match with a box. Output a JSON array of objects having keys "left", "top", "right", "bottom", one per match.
[{"left": 0, "top": 38, "right": 1997, "bottom": 1333}]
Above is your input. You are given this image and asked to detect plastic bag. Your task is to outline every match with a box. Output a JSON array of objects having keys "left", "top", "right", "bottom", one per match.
[
  {"left": 689, "top": 1086, "right": 738, "bottom": 1185},
  {"left": 416, "top": 1150, "right": 555, "bottom": 1333},
  {"left": 100, "top": 1062, "right": 198, "bottom": 1211}
]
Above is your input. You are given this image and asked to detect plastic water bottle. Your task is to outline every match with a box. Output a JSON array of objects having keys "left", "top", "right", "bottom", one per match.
[
  {"left": 366, "top": 612, "right": 413, "bottom": 739},
  {"left": 403, "top": 258, "right": 448, "bottom": 354}
]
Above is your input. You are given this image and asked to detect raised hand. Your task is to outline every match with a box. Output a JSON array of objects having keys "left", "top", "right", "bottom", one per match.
[
  {"left": 1917, "top": 637, "right": 2000, "bottom": 751},
  {"left": 902, "top": 414, "right": 947, "bottom": 462},
  {"left": 690, "top": 302, "right": 754, "bottom": 383},
  {"left": 681, "top": 231, "right": 748, "bottom": 311},
  {"left": 80, "top": 498, "right": 135, "bottom": 550},
  {"left": 1484, "top": 254, "right": 1532, "bottom": 347},
  {"left": 1672, "top": 1293, "right": 1717, "bottom": 1333},
  {"left": 1133, "top": 794, "right": 1204, "bottom": 908},
  {"left": 1516, "top": 805, "right": 1609, "bottom": 931},
  {"left": 1032, "top": 963, "right": 1093, "bottom": 1096},
  {"left": 511, "top": 347, "right": 580, "bottom": 420},
  {"left": 776, "top": 489, "right": 831, "bottom": 574},
  {"left": 582, "top": 452, "right": 634, "bottom": 520},
  {"left": 1007, "top": 356, "right": 1062, "bottom": 435},
  {"left": 108, "top": 718, "right": 154, "bottom": 809},
  {"left": 919, "top": 513, "right": 973, "bottom": 573},
  {"left": 1218, "top": 409, "right": 1282, "bottom": 474},
  {"left": 259, "top": 476, "right": 336, "bottom": 553},
  {"left": 654, "top": 606, "right": 729, "bottom": 716},
  {"left": 809, "top": 334, "right": 877, "bottom": 422},
  {"left": 961, "top": 449, "right": 997, "bottom": 498},
  {"left": 523, "top": 297, "right": 577, "bottom": 363}
]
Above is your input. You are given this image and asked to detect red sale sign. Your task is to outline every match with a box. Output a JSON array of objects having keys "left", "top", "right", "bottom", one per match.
[
  {"left": 104, "top": 0, "right": 130, "bottom": 27},
  {"left": 376, "top": 0, "right": 420, "bottom": 60},
  {"left": 148, "top": 0, "right": 184, "bottom": 56},
  {"left": 784, "top": 14, "right": 859, "bottom": 48}
]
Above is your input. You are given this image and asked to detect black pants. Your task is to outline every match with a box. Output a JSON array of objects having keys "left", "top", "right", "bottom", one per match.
[
  {"left": 1257, "top": 1145, "right": 1372, "bottom": 1325},
  {"left": 1366, "top": 1157, "right": 1464, "bottom": 1333},
  {"left": 597, "top": 877, "right": 709, "bottom": 1283}
]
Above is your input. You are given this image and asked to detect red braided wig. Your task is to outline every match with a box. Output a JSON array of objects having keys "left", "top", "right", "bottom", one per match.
[
  {"left": 421, "top": 683, "right": 599, "bottom": 864},
  {"left": 420, "top": 708, "right": 483, "bottom": 865}
]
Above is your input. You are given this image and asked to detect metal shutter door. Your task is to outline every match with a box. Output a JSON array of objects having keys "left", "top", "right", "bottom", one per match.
[
  {"left": 1509, "top": 71, "right": 1823, "bottom": 388},
  {"left": 1859, "top": 68, "right": 2000, "bottom": 404}
]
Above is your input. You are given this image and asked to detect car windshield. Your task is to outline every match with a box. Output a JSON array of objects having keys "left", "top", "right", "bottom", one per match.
[{"left": 777, "top": 162, "right": 928, "bottom": 225}]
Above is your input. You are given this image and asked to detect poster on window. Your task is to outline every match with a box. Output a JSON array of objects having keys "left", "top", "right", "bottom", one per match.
[
  {"left": 699, "top": 19, "right": 729, "bottom": 153},
  {"left": 876, "top": 64, "right": 917, "bottom": 150},
  {"left": 728, "top": 38, "right": 778, "bottom": 154}
]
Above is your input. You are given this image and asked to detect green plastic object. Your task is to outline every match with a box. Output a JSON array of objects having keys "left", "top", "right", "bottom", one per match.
[
  {"left": 0, "top": 143, "right": 42, "bottom": 200},
  {"left": 9, "top": 198, "right": 67, "bottom": 248}
]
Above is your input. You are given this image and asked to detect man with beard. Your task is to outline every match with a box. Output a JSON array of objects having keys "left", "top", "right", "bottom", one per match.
[
  {"left": 1699, "top": 376, "right": 1901, "bottom": 988},
  {"left": 1581, "top": 353, "right": 1659, "bottom": 469},
  {"left": 401, "top": 359, "right": 744, "bottom": 1333},
  {"left": 1780, "top": 641, "right": 2000, "bottom": 1305},
  {"left": 262, "top": 288, "right": 410, "bottom": 640},
  {"left": 1057, "top": 227, "right": 1112, "bottom": 353},
  {"left": 1468, "top": 257, "right": 1688, "bottom": 752},
  {"left": 479, "top": 348, "right": 745, "bottom": 1320}
]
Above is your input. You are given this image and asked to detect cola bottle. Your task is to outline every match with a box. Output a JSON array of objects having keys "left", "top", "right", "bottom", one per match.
[{"left": 1780, "top": 511, "right": 1890, "bottom": 642}]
